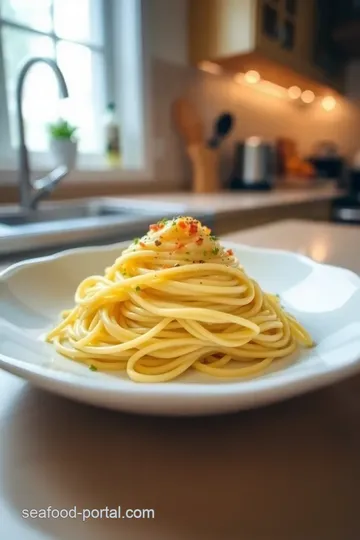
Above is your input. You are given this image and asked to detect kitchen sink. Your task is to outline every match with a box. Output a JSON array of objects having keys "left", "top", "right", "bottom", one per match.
[
  {"left": 0, "top": 201, "right": 153, "bottom": 226},
  {"left": 0, "top": 198, "right": 214, "bottom": 261}
]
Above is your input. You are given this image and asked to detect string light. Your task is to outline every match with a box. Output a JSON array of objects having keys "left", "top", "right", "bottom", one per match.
[
  {"left": 244, "top": 70, "right": 260, "bottom": 84},
  {"left": 321, "top": 96, "right": 336, "bottom": 111},
  {"left": 288, "top": 85, "right": 301, "bottom": 99},
  {"left": 198, "top": 61, "right": 222, "bottom": 75},
  {"left": 301, "top": 90, "right": 315, "bottom": 104}
]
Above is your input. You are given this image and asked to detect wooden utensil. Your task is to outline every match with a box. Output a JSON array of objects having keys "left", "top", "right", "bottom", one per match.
[
  {"left": 172, "top": 98, "right": 220, "bottom": 193},
  {"left": 172, "top": 98, "right": 203, "bottom": 146}
]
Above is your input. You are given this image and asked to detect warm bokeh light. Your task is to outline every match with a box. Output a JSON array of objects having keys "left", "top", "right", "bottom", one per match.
[
  {"left": 301, "top": 90, "right": 315, "bottom": 103},
  {"left": 234, "top": 73, "right": 289, "bottom": 99},
  {"left": 288, "top": 85, "right": 301, "bottom": 99},
  {"left": 198, "top": 61, "right": 222, "bottom": 75},
  {"left": 244, "top": 70, "right": 260, "bottom": 84},
  {"left": 321, "top": 96, "right": 336, "bottom": 111},
  {"left": 301, "top": 90, "right": 315, "bottom": 104}
]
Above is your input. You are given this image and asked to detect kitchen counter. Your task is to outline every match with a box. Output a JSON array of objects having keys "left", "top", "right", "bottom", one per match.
[
  {"left": 133, "top": 184, "right": 341, "bottom": 212},
  {"left": 1, "top": 219, "right": 360, "bottom": 540},
  {"left": 131, "top": 185, "right": 343, "bottom": 234}
]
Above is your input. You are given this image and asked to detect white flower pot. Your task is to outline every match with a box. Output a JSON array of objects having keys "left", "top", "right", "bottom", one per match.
[{"left": 50, "top": 139, "right": 77, "bottom": 171}]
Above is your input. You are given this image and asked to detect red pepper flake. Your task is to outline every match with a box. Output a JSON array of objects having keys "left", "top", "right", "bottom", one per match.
[
  {"left": 189, "top": 222, "right": 198, "bottom": 235},
  {"left": 226, "top": 249, "right": 234, "bottom": 256},
  {"left": 140, "top": 242, "right": 146, "bottom": 248},
  {"left": 196, "top": 237, "right": 204, "bottom": 246},
  {"left": 155, "top": 240, "right": 162, "bottom": 247},
  {"left": 178, "top": 220, "right": 187, "bottom": 230}
]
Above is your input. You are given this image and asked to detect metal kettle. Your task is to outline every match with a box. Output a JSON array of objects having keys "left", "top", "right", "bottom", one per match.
[{"left": 230, "top": 137, "right": 276, "bottom": 190}]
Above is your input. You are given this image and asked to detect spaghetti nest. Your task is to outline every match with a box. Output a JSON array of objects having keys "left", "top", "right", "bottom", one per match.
[{"left": 46, "top": 216, "right": 313, "bottom": 382}]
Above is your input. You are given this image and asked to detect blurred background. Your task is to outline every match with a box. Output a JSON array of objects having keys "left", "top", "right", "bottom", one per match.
[{"left": 2, "top": 1, "right": 360, "bottom": 221}]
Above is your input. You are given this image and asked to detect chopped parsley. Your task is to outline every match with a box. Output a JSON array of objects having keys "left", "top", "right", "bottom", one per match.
[
  {"left": 89, "top": 364, "right": 98, "bottom": 372},
  {"left": 209, "top": 235, "right": 218, "bottom": 241},
  {"left": 157, "top": 218, "right": 168, "bottom": 225},
  {"left": 133, "top": 238, "right": 140, "bottom": 244},
  {"left": 212, "top": 247, "right": 220, "bottom": 255}
]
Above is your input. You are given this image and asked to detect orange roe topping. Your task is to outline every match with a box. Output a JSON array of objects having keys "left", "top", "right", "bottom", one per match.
[
  {"left": 140, "top": 242, "right": 146, "bottom": 248},
  {"left": 178, "top": 221, "right": 187, "bottom": 230},
  {"left": 189, "top": 222, "right": 198, "bottom": 235},
  {"left": 149, "top": 224, "right": 159, "bottom": 232},
  {"left": 226, "top": 249, "right": 234, "bottom": 256}
]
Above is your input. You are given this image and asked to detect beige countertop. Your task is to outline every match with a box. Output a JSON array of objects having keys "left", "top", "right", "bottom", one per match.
[
  {"left": 131, "top": 185, "right": 342, "bottom": 214},
  {"left": 0, "top": 219, "right": 360, "bottom": 540}
]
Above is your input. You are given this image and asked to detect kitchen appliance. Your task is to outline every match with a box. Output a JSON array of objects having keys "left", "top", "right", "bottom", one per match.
[
  {"left": 332, "top": 169, "right": 360, "bottom": 224},
  {"left": 230, "top": 137, "right": 276, "bottom": 190},
  {"left": 331, "top": 150, "right": 360, "bottom": 224},
  {"left": 309, "top": 141, "right": 346, "bottom": 186}
]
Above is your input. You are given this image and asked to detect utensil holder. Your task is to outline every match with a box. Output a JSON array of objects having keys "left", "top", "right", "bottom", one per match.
[{"left": 187, "top": 144, "right": 220, "bottom": 193}]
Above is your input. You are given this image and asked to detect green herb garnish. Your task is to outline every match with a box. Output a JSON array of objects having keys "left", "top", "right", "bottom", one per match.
[
  {"left": 212, "top": 247, "right": 220, "bottom": 255},
  {"left": 157, "top": 218, "right": 168, "bottom": 225},
  {"left": 209, "top": 235, "right": 218, "bottom": 241},
  {"left": 135, "top": 286, "right": 141, "bottom": 292},
  {"left": 89, "top": 364, "right": 98, "bottom": 372},
  {"left": 133, "top": 238, "right": 140, "bottom": 244}
]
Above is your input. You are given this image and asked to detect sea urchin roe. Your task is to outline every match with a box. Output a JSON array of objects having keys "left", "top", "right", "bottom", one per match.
[{"left": 189, "top": 223, "right": 198, "bottom": 235}]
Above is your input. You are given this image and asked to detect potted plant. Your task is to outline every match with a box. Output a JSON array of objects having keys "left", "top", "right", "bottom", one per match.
[{"left": 48, "top": 120, "right": 78, "bottom": 171}]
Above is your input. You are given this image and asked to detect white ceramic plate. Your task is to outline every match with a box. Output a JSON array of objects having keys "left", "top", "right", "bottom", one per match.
[{"left": 1, "top": 241, "right": 360, "bottom": 416}]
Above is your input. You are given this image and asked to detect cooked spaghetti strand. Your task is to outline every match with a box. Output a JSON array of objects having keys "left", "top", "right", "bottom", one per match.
[{"left": 46, "top": 216, "right": 313, "bottom": 381}]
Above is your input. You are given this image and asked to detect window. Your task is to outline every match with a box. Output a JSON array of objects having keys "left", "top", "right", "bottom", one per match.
[
  {"left": 0, "top": 0, "right": 109, "bottom": 159},
  {"left": 0, "top": 0, "right": 149, "bottom": 179}
]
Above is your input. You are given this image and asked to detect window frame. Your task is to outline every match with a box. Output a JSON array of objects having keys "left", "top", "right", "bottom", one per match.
[{"left": 0, "top": 0, "right": 152, "bottom": 185}]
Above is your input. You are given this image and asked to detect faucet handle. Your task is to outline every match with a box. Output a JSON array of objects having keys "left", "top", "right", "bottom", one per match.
[{"left": 30, "top": 165, "right": 69, "bottom": 209}]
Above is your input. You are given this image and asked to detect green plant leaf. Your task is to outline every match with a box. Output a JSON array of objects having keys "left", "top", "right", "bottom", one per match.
[{"left": 48, "top": 119, "right": 78, "bottom": 140}]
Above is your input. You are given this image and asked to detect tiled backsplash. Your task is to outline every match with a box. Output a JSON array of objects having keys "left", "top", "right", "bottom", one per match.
[{"left": 152, "top": 58, "right": 360, "bottom": 188}]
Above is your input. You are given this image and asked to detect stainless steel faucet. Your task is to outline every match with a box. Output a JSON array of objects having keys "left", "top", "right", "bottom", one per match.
[{"left": 16, "top": 57, "right": 70, "bottom": 211}]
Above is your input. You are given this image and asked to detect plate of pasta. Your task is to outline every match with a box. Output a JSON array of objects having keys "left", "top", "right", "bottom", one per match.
[{"left": 1, "top": 216, "right": 360, "bottom": 415}]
